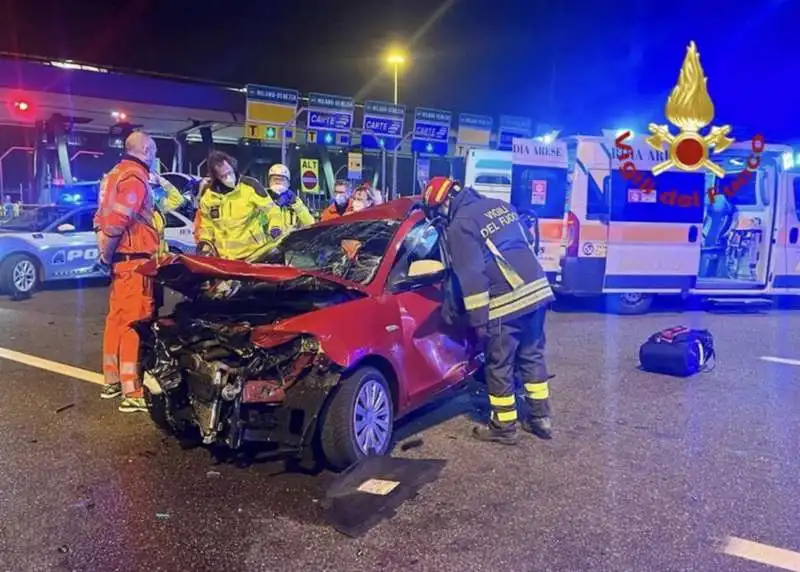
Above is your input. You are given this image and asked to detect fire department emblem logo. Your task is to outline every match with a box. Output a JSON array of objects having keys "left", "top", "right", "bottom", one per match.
[{"left": 646, "top": 41, "right": 734, "bottom": 178}]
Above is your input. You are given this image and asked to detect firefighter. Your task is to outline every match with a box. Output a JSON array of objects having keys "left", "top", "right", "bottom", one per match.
[
  {"left": 423, "top": 176, "right": 555, "bottom": 444},
  {"left": 261, "top": 163, "right": 315, "bottom": 249},
  {"left": 194, "top": 151, "right": 276, "bottom": 259},
  {"left": 320, "top": 180, "right": 351, "bottom": 221},
  {"left": 94, "top": 131, "right": 162, "bottom": 413}
]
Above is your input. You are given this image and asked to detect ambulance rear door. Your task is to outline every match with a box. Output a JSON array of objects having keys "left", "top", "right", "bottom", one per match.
[
  {"left": 604, "top": 141, "right": 705, "bottom": 293},
  {"left": 511, "top": 138, "right": 569, "bottom": 279},
  {"left": 774, "top": 167, "right": 800, "bottom": 292}
]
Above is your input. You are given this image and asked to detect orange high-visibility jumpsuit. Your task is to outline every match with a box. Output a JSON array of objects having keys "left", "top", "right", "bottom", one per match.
[{"left": 93, "top": 157, "right": 160, "bottom": 398}]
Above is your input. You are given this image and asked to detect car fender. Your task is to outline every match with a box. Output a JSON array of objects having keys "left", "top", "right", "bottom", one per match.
[
  {"left": 0, "top": 236, "right": 44, "bottom": 273},
  {"left": 257, "top": 296, "right": 409, "bottom": 401}
]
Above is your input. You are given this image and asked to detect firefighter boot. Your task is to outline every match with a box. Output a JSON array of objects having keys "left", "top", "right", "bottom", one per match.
[
  {"left": 472, "top": 422, "right": 520, "bottom": 446},
  {"left": 521, "top": 416, "right": 553, "bottom": 440},
  {"left": 522, "top": 380, "right": 552, "bottom": 439}
]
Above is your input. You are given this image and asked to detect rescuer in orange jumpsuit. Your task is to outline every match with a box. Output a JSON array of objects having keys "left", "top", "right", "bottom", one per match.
[
  {"left": 320, "top": 180, "right": 352, "bottom": 221},
  {"left": 94, "top": 132, "right": 161, "bottom": 413}
]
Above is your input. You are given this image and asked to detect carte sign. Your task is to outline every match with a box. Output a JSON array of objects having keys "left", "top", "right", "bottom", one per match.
[
  {"left": 361, "top": 100, "right": 406, "bottom": 151},
  {"left": 307, "top": 92, "right": 354, "bottom": 147},
  {"left": 412, "top": 107, "right": 451, "bottom": 156},
  {"left": 300, "top": 158, "right": 320, "bottom": 194},
  {"left": 244, "top": 84, "right": 299, "bottom": 143},
  {"left": 498, "top": 115, "right": 532, "bottom": 151}
]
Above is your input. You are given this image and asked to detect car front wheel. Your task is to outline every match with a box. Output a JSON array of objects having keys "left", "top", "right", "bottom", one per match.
[
  {"left": 1, "top": 254, "right": 40, "bottom": 297},
  {"left": 320, "top": 366, "right": 394, "bottom": 471}
]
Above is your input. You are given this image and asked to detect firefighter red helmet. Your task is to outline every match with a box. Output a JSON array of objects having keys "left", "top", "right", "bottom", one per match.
[{"left": 423, "top": 177, "right": 461, "bottom": 208}]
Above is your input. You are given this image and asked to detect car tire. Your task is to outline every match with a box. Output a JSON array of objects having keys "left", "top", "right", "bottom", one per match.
[
  {"left": 320, "top": 366, "right": 394, "bottom": 471},
  {"left": 0, "top": 254, "right": 40, "bottom": 297},
  {"left": 605, "top": 292, "right": 654, "bottom": 315}
]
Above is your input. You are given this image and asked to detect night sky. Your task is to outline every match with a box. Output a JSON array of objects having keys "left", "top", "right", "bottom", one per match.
[{"left": 1, "top": 0, "right": 797, "bottom": 139}]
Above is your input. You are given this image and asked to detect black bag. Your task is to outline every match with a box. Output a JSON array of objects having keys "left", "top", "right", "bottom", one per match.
[{"left": 639, "top": 326, "right": 715, "bottom": 377}]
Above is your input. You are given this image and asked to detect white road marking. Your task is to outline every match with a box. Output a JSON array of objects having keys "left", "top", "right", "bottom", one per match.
[
  {"left": 760, "top": 356, "right": 800, "bottom": 367},
  {"left": 0, "top": 347, "right": 104, "bottom": 386},
  {"left": 723, "top": 536, "right": 800, "bottom": 571}
]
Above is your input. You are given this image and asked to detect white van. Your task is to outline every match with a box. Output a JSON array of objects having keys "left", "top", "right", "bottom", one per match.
[
  {"left": 511, "top": 134, "right": 798, "bottom": 313},
  {"left": 464, "top": 149, "right": 512, "bottom": 202}
]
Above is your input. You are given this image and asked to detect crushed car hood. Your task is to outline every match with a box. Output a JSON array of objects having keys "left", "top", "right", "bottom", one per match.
[{"left": 139, "top": 254, "right": 367, "bottom": 298}]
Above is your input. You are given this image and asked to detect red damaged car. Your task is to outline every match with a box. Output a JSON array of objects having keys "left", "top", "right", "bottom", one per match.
[{"left": 136, "top": 198, "right": 480, "bottom": 470}]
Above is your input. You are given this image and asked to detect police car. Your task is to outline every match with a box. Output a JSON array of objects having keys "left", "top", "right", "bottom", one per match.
[{"left": 0, "top": 204, "right": 195, "bottom": 297}]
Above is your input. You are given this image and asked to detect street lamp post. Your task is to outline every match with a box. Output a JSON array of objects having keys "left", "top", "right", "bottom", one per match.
[{"left": 386, "top": 50, "right": 406, "bottom": 200}]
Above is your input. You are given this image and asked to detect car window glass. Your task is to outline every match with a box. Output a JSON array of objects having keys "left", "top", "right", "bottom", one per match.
[
  {"left": 256, "top": 219, "right": 400, "bottom": 285},
  {"left": 389, "top": 220, "right": 441, "bottom": 285},
  {"left": 475, "top": 174, "right": 511, "bottom": 185},
  {"left": 73, "top": 209, "right": 97, "bottom": 232},
  {"left": 165, "top": 213, "right": 185, "bottom": 228}
]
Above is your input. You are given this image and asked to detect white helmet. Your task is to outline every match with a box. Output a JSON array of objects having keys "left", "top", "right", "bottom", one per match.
[{"left": 268, "top": 163, "right": 290, "bottom": 180}]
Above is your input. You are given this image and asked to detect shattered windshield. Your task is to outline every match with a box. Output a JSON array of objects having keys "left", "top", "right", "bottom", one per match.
[
  {"left": 0, "top": 206, "right": 73, "bottom": 231},
  {"left": 254, "top": 219, "right": 401, "bottom": 284}
]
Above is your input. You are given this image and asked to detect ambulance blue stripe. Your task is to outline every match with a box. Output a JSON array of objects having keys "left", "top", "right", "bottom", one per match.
[
  {"left": 605, "top": 274, "right": 696, "bottom": 289},
  {"left": 475, "top": 159, "right": 512, "bottom": 170},
  {"left": 772, "top": 275, "right": 800, "bottom": 288}
]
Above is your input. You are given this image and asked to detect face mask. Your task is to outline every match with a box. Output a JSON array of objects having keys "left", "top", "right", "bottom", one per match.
[
  {"left": 220, "top": 173, "right": 236, "bottom": 189},
  {"left": 334, "top": 194, "right": 348, "bottom": 206},
  {"left": 270, "top": 182, "right": 288, "bottom": 194}
]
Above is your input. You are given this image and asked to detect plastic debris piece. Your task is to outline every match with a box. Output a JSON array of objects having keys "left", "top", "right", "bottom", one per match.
[
  {"left": 55, "top": 403, "right": 75, "bottom": 414},
  {"left": 206, "top": 470, "right": 221, "bottom": 478},
  {"left": 156, "top": 513, "right": 170, "bottom": 520}
]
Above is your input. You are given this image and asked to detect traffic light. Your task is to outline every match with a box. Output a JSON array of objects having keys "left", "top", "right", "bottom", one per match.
[
  {"left": 15, "top": 100, "right": 30, "bottom": 112},
  {"left": 265, "top": 126, "right": 277, "bottom": 140}
]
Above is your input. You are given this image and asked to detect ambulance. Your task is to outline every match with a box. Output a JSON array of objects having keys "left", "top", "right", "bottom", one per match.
[{"left": 511, "top": 133, "right": 798, "bottom": 314}]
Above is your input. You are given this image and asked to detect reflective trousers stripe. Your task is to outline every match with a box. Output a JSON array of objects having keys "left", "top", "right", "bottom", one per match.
[
  {"left": 493, "top": 409, "right": 518, "bottom": 423},
  {"left": 488, "top": 393, "right": 515, "bottom": 407},
  {"left": 524, "top": 381, "right": 550, "bottom": 400},
  {"left": 489, "top": 393, "right": 517, "bottom": 425}
]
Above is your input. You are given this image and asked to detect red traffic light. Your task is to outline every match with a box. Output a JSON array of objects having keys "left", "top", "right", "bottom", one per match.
[{"left": 14, "top": 101, "right": 30, "bottom": 112}]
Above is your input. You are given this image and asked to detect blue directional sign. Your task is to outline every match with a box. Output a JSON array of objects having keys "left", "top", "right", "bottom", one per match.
[
  {"left": 361, "top": 100, "right": 406, "bottom": 151},
  {"left": 497, "top": 115, "right": 532, "bottom": 151},
  {"left": 306, "top": 92, "right": 354, "bottom": 147},
  {"left": 412, "top": 107, "right": 451, "bottom": 156}
]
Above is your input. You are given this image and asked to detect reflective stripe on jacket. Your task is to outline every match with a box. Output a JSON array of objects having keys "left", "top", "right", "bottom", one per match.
[
  {"left": 445, "top": 187, "right": 554, "bottom": 328},
  {"left": 153, "top": 179, "right": 185, "bottom": 257},
  {"left": 195, "top": 176, "right": 275, "bottom": 260},
  {"left": 93, "top": 156, "right": 159, "bottom": 256}
]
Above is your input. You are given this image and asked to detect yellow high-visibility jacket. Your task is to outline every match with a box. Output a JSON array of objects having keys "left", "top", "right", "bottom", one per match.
[
  {"left": 260, "top": 197, "right": 315, "bottom": 248},
  {"left": 152, "top": 178, "right": 185, "bottom": 257},
  {"left": 194, "top": 176, "right": 277, "bottom": 261}
]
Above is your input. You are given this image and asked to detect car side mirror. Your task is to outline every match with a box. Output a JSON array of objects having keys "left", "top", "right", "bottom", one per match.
[
  {"left": 393, "top": 259, "right": 446, "bottom": 292},
  {"left": 57, "top": 223, "right": 76, "bottom": 233}
]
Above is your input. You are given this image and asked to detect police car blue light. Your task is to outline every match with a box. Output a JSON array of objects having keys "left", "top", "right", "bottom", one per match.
[{"left": 0, "top": 204, "right": 195, "bottom": 297}]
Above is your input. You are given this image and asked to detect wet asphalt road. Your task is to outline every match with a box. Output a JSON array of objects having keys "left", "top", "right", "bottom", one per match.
[{"left": 1, "top": 284, "right": 800, "bottom": 571}]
